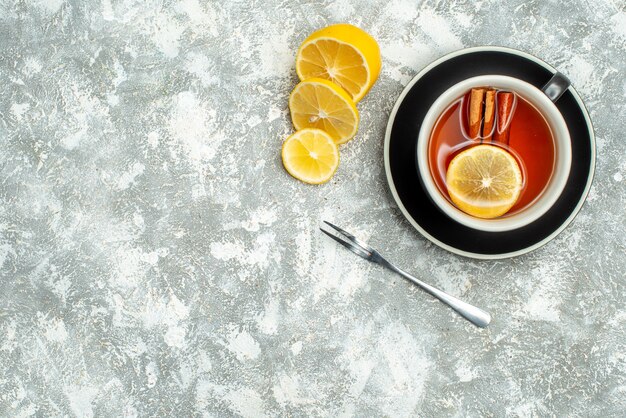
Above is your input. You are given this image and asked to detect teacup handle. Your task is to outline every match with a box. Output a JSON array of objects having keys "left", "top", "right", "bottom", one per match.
[{"left": 542, "top": 72, "right": 570, "bottom": 102}]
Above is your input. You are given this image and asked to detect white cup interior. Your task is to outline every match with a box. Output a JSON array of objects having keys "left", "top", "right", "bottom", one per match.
[{"left": 417, "top": 75, "right": 572, "bottom": 232}]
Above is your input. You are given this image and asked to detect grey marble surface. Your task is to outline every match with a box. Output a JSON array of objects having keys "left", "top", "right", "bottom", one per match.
[{"left": 1, "top": 0, "right": 625, "bottom": 417}]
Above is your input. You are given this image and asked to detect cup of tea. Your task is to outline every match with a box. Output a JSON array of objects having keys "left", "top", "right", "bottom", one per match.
[{"left": 416, "top": 74, "right": 572, "bottom": 232}]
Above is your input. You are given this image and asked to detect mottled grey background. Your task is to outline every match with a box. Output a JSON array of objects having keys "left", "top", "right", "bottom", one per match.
[{"left": 1, "top": 0, "right": 625, "bottom": 417}]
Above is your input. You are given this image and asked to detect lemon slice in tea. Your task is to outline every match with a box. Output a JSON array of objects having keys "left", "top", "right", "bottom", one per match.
[{"left": 446, "top": 144, "right": 523, "bottom": 219}]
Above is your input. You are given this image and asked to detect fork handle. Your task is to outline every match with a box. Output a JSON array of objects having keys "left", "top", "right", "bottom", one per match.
[{"left": 391, "top": 266, "right": 491, "bottom": 328}]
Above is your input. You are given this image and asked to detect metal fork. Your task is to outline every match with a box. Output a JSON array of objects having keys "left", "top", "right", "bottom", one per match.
[{"left": 320, "top": 221, "right": 491, "bottom": 328}]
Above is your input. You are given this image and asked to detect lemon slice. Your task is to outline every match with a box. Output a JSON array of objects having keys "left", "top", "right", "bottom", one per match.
[
  {"left": 281, "top": 128, "right": 340, "bottom": 184},
  {"left": 296, "top": 23, "right": 381, "bottom": 102},
  {"left": 289, "top": 78, "right": 359, "bottom": 145},
  {"left": 446, "top": 145, "right": 523, "bottom": 219}
]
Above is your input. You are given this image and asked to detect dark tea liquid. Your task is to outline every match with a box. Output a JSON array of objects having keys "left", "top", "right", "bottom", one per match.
[{"left": 428, "top": 93, "right": 556, "bottom": 215}]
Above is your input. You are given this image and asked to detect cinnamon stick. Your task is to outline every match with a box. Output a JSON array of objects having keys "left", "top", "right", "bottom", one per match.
[
  {"left": 493, "top": 92, "right": 515, "bottom": 145},
  {"left": 468, "top": 88, "right": 485, "bottom": 140},
  {"left": 481, "top": 89, "right": 496, "bottom": 142}
]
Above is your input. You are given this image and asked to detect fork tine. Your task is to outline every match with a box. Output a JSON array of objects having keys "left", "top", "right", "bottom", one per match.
[
  {"left": 322, "top": 220, "right": 374, "bottom": 252},
  {"left": 319, "top": 227, "right": 371, "bottom": 260}
]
